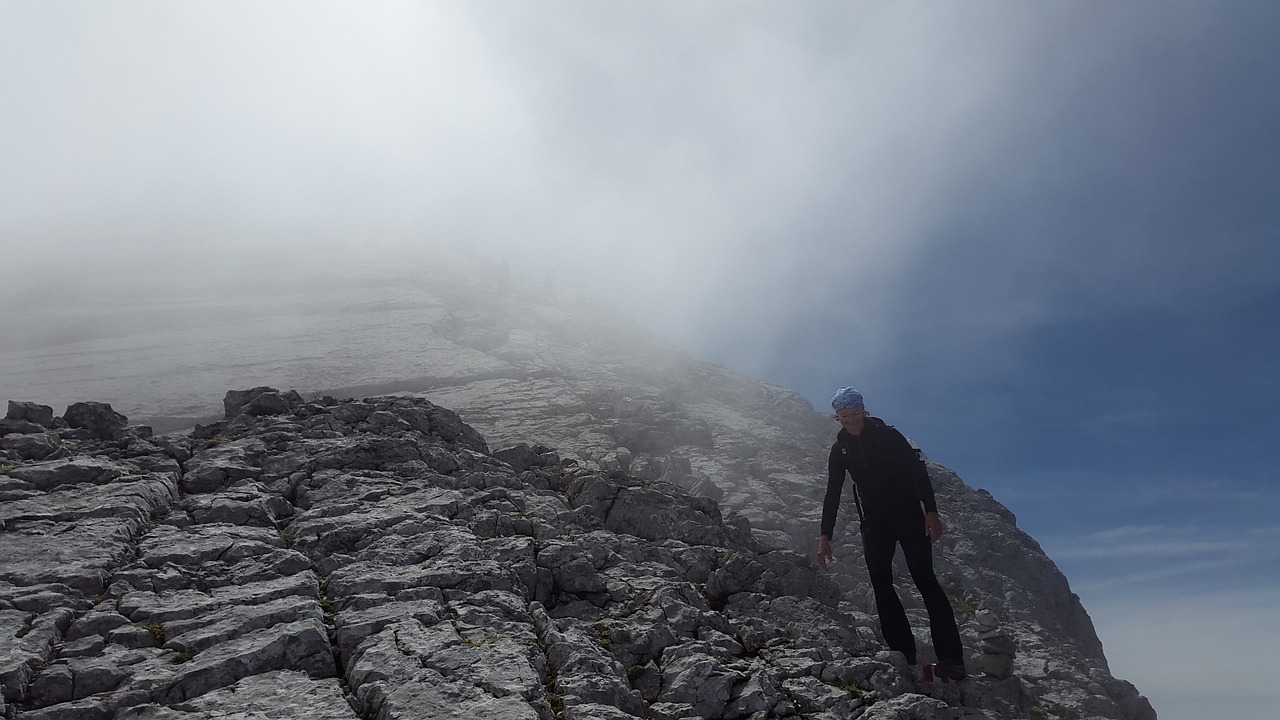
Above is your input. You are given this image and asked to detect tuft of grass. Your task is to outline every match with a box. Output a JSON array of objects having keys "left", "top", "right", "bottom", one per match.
[
  {"left": 834, "top": 682, "right": 866, "bottom": 699},
  {"left": 462, "top": 635, "right": 499, "bottom": 648},
  {"left": 543, "top": 662, "right": 564, "bottom": 715},
  {"left": 593, "top": 627, "right": 612, "bottom": 648},
  {"left": 174, "top": 650, "right": 196, "bottom": 664},
  {"left": 1030, "top": 694, "right": 1082, "bottom": 720},
  {"left": 546, "top": 690, "right": 564, "bottom": 715},
  {"left": 945, "top": 586, "right": 980, "bottom": 616},
  {"left": 142, "top": 623, "right": 166, "bottom": 645},
  {"left": 531, "top": 630, "right": 562, "bottom": 716}
]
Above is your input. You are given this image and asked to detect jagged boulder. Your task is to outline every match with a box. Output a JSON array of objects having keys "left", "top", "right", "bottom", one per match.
[
  {"left": 6, "top": 401, "right": 55, "bottom": 428},
  {"left": 6, "top": 456, "right": 127, "bottom": 491},
  {"left": 0, "top": 432, "right": 62, "bottom": 461},
  {"left": 63, "top": 401, "right": 128, "bottom": 440},
  {"left": 223, "top": 387, "right": 305, "bottom": 419}
]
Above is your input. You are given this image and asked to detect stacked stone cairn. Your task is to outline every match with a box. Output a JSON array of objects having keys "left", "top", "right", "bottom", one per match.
[{"left": 970, "top": 610, "right": 1017, "bottom": 680}]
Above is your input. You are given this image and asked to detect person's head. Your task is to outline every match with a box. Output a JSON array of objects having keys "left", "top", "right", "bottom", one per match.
[{"left": 831, "top": 387, "right": 866, "bottom": 435}]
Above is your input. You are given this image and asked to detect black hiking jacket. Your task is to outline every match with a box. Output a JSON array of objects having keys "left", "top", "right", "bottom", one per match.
[{"left": 820, "top": 417, "right": 938, "bottom": 539}]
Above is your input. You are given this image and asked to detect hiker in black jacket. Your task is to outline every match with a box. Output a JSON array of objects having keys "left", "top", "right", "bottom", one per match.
[{"left": 817, "top": 387, "right": 967, "bottom": 680}]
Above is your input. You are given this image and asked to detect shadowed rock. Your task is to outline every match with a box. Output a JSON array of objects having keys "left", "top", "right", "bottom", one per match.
[
  {"left": 6, "top": 401, "right": 55, "bottom": 428},
  {"left": 63, "top": 401, "right": 128, "bottom": 440}
]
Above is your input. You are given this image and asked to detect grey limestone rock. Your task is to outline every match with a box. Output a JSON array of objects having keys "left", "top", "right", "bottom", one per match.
[
  {"left": 118, "top": 670, "right": 358, "bottom": 719},
  {"left": 181, "top": 438, "right": 267, "bottom": 493},
  {"left": 0, "top": 417, "right": 46, "bottom": 436},
  {"left": 6, "top": 401, "right": 55, "bottom": 428},
  {"left": 223, "top": 386, "right": 304, "bottom": 419},
  {"left": 0, "top": 385, "right": 1154, "bottom": 720},
  {"left": 63, "top": 401, "right": 128, "bottom": 439},
  {"left": 0, "top": 432, "right": 62, "bottom": 461},
  {"left": 6, "top": 457, "right": 126, "bottom": 491},
  {"left": 971, "top": 608, "right": 1018, "bottom": 680}
]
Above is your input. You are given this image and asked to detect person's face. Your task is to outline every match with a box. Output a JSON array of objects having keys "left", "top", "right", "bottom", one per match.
[{"left": 836, "top": 407, "right": 866, "bottom": 435}]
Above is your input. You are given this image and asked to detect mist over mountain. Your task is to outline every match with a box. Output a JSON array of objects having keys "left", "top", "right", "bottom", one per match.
[{"left": 0, "top": 250, "right": 1154, "bottom": 719}]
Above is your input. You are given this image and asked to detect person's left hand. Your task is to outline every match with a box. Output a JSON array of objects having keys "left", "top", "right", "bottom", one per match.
[
  {"left": 817, "top": 535, "right": 835, "bottom": 570},
  {"left": 924, "top": 512, "right": 945, "bottom": 543}
]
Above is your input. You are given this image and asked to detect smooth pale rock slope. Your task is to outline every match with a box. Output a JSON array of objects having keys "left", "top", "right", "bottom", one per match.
[{"left": 0, "top": 257, "right": 1155, "bottom": 719}]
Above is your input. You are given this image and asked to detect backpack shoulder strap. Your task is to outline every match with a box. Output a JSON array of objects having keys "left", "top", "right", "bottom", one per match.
[{"left": 836, "top": 433, "right": 865, "bottom": 523}]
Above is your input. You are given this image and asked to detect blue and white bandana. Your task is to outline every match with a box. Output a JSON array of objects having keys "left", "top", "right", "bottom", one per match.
[{"left": 830, "top": 387, "right": 865, "bottom": 411}]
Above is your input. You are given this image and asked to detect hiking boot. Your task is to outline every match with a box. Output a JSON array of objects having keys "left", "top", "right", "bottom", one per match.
[{"left": 935, "top": 660, "right": 968, "bottom": 681}]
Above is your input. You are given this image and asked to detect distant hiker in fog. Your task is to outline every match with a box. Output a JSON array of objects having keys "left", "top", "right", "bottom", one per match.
[
  {"left": 496, "top": 260, "right": 511, "bottom": 298},
  {"left": 817, "top": 387, "right": 968, "bottom": 681},
  {"left": 542, "top": 267, "right": 556, "bottom": 303}
]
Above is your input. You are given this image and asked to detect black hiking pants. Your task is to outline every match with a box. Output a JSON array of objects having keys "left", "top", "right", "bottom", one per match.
[{"left": 861, "top": 507, "right": 964, "bottom": 665}]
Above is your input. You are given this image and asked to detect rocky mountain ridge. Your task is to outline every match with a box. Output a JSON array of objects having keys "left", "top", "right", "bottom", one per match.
[
  {"left": 2, "top": 385, "right": 1152, "bottom": 720},
  {"left": 0, "top": 255, "right": 1155, "bottom": 719}
]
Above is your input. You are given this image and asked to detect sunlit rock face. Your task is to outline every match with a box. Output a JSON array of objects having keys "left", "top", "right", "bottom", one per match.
[{"left": 0, "top": 258, "right": 1154, "bottom": 719}]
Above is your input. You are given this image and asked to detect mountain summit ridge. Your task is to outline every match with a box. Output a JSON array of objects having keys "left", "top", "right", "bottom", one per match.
[
  {"left": 2, "top": 387, "right": 1151, "bottom": 720},
  {"left": 0, "top": 254, "right": 1154, "bottom": 719}
]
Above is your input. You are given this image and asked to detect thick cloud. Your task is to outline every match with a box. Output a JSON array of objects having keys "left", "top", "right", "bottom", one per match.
[{"left": 4, "top": 6, "right": 1280, "bottom": 720}]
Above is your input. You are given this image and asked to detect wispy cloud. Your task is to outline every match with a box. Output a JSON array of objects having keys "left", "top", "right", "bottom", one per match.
[
  {"left": 1041, "top": 523, "right": 1280, "bottom": 595},
  {"left": 1089, "top": 588, "right": 1280, "bottom": 720},
  {"left": 1048, "top": 528, "right": 1249, "bottom": 561}
]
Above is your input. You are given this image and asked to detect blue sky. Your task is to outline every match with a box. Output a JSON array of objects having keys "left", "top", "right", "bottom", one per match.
[{"left": 3, "top": 3, "right": 1278, "bottom": 718}]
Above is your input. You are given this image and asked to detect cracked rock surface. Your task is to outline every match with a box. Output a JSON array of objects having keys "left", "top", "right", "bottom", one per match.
[
  {"left": 0, "top": 257, "right": 1155, "bottom": 719},
  {"left": 2, "top": 390, "right": 1040, "bottom": 720}
]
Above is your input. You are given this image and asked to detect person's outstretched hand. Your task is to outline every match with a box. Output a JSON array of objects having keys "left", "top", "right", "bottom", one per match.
[
  {"left": 925, "top": 512, "right": 945, "bottom": 543},
  {"left": 817, "top": 535, "right": 835, "bottom": 570}
]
